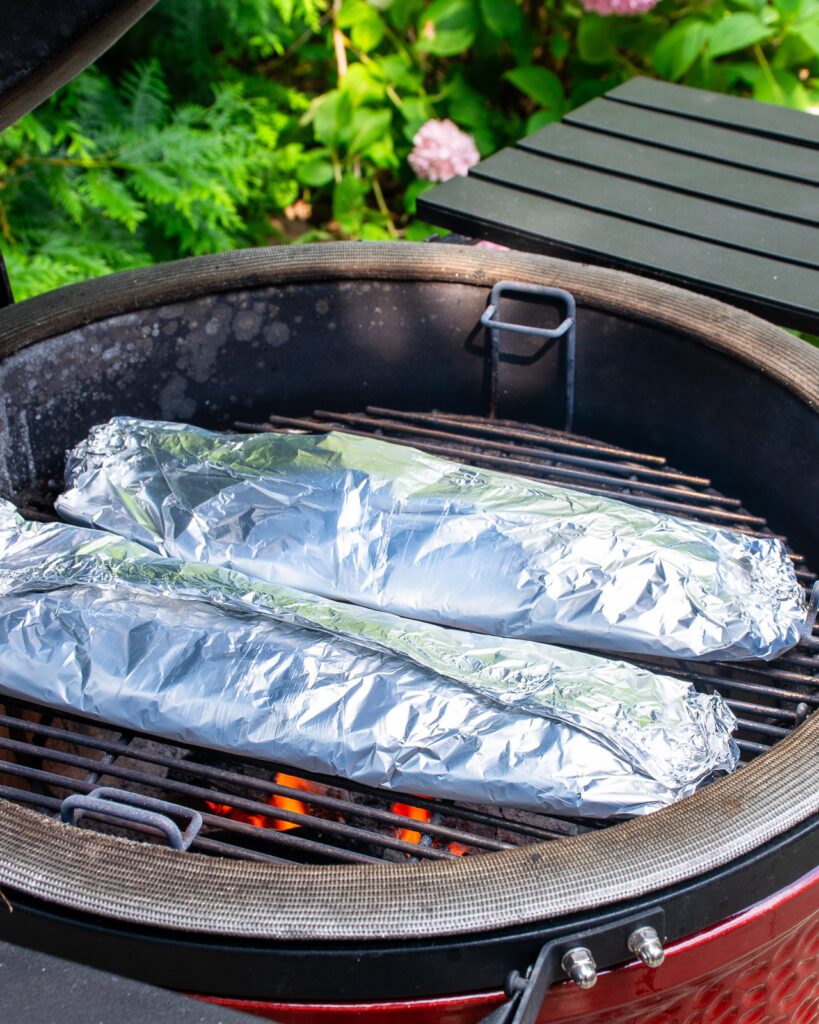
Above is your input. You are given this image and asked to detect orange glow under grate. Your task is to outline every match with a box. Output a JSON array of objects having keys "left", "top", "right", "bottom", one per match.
[{"left": 207, "top": 772, "right": 316, "bottom": 831}]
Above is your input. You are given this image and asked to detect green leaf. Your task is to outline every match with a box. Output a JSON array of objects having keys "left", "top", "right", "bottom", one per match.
[
  {"left": 46, "top": 172, "right": 86, "bottom": 225},
  {"left": 352, "top": 13, "right": 385, "bottom": 51},
  {"left": 729, "top": 0, "right": 766, "bottom": 11},
  {"left": 771, "top": 31, "right": 815, "bottom": 65},
  {"left": 400, "top": 96, "right": 431, "bottom": 138},
  {"left": 130, "top": 165, "right": 179, "bottom": 206},
  {"left": 793, "top": 12, "right": 819, "bottom": 54},
  {"left": 404, "top": 219, "right": 441, "bottom": 241},
  {"left": 706, "top": 13, "right": 774, "bottom": 58},
  {"left": 309, "top": 90, "right": 352, "bottom": 146},
  {"left": 388, "top": 0, "right": 425, "bottom": 30},
  {"left": 653, "top": 20, "right": 711, "bottom": 80},
  {"left": 338, "top": 1, "right": 386, "bottom": 50},
  {"left": 773, "top": 0, "right": 804, "bottom": 16},
  {"left": 524, "top": 109, "right": 556, "bottom": 134},
  {"left": 341, "top": 63, "right": 386, "bottom": 105},
  {"left": 417, "top": 0, "right": 479, "bottom": 56},
  {"left": 549, "top": 35, "right": 570, "bottom": 60},
  {"left": 120, "top": 59, "right": 170, "bottom": 133},
  {"left": 525, "top": 109, "right": 559, "bottom": 133},
  {"left": 297, "top": 157, "right": 335, "bottom": 187},
  {"left": 504, "top": 66, "right": 564, "bottom": 116},
  {"left": 479, "top": 0, "right": 524, "bottom": 38},
  {"left": 752, "top": 67, "right": 809, "bottom": 106},
  {"left": 365, "top": 133, "right": 397, "bottom": 169},
  {"left": 337, "top": 0, "right": 366, "bottom": 20},
  {"left": 701, "top": 59, "right": 758, "bottom": 91},
  {"left": 347, "top": 107, "right": 392, "bottom": 155},
  {"left": 332, "top": 174, "right": 367, "bottom": 234},
  {"left": 577, "top": 15, "right": 617, "bottom": 65},
  {"left": 404, "top": 177, "right": 435, "bottom": 214},
  {"left": 81, "top": 170, "right": 145, "bottom": 232},
  {"left": 568, "top": 78, "right": 614, "bottom": 109},
  {"left": 359, "top": 222, "right": 392, "bottom": 240}
]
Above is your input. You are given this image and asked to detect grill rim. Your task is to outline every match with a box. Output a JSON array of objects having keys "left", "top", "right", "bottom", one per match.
[
  {"left": 0, "top": 242, "right": 816, "bottom": 941},
  {"left": 0, "top": 242, "right": 817, "bottom": 418}
]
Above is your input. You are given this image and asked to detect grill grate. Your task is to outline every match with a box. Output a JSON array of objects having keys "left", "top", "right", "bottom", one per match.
[{"left": 1, "top": 408, "right": 816, "bottom": 864}]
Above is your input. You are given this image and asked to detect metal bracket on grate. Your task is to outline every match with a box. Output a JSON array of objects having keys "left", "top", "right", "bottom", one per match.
[
  {"left": 60, "top": 787, "right": 203, "bottom": 851},
  {"left": 481, "top": 281, "right": 576, "bottom": 430},
  {"left": 802, "top": 580, "right": 819, "bottom": 643}
]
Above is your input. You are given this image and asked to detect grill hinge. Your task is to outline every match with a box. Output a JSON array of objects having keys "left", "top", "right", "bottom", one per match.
[{"left": 477, "top": 908, "right": 666, "bottom": 1024}]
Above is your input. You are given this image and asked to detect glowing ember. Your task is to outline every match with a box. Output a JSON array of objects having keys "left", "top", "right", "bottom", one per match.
[
  {"left": 206, "top": 773, "right": 317, "bottom": 832},
  {"left": 269, "top": 772, "right": 313, "bottom": 831},
  {"left": 391, "top": 801, "right": 432, "bottom": 845},
  {"left": 208, "top": 783, "right": 470, "bottom": 854},
  {"left": 205, "top": 801, "right": 269, "bottom": 829}
]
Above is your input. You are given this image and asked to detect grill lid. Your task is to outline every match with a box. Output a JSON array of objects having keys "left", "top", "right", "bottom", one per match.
[{"left": 0, "top": 0, "right": 157, "bottom": 131}]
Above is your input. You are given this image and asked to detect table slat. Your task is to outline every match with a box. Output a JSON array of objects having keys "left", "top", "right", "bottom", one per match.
[
  {"left": 519, "top": 124, "right": 819, "bottom": 226},
  {"left": 473, "top": 147, "right": 819, "bottom": 268},
  {"left": 566, "top": 99, "right": 819, "bottom": 184},
  {"left": 608, "top": 77, "right": 819, "bottom": 148}
]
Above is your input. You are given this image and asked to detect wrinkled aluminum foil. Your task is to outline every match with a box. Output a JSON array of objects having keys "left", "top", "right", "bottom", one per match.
[
  {"left": 0, "top": 504, "right": 738, "bottom": 817},
  {"left": 57, "top": 418, "right": 806, "bottom": 662}
]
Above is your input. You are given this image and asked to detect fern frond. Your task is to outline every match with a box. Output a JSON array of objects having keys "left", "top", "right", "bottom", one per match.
[
  {"left": 79, "top": 170, "right": 146, "bottom": 231},
  {"left": 120, "top": 59, "right": 171, "bottom": 132}
]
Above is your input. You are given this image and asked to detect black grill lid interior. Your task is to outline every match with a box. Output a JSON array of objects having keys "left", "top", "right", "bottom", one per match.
[{"left": 0, "top": 0, "right": 157, "bottom": 131}]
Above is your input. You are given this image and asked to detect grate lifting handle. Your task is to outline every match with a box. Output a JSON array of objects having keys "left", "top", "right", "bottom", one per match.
[
  {"left": 481, "top": 281, "right": 576, "bottom": 431},
  {"left": 60, "top": 787, "right": 203, "bottom": 851}
]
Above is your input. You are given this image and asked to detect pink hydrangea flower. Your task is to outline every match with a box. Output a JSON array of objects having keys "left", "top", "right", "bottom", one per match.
[
  {"left": 408, "top": 119, "right": 480, "bottom": 182},
  {"left": 580, "top": 0, "right": 659, "bottom": 13}
]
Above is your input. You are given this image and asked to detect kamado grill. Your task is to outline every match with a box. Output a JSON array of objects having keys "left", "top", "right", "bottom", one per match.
[{"left": 0, "top": 7, "right": 817, "bottom": 1024}]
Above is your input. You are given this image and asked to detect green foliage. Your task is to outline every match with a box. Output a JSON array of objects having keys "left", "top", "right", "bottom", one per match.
[{"left": 2, "top": 0, "right": 817, "bottom": 300}]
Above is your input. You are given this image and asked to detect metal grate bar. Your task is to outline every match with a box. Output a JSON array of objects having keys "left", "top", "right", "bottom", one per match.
[
  {"left": 368, "top": 407, "right": 668, "bottom": 466},
  {"left": 316, "top": 411, "right": 717, "bottom": 490},
  {"left": 237, "top": 415, "right": 767, "bottom": 529},
  {"left": 284, "top": 410, "right": 743, "bottom": 510}
]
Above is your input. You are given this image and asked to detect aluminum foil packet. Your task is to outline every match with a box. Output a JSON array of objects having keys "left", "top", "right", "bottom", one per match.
[
  {"left": 57, "top": 417, "right": 806, "bottom": 662},
  {"left": 0, "top": 504, "right": 738, "bottom": 818}
]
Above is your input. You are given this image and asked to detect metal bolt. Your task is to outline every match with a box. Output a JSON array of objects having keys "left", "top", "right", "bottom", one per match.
[
  {"left": 561, "top": 946, "right": 597, "bottom": 989},
  {"left": 505, "top": 969, "right": 528, "bottom": 995},
  {"left": 628, "top": 926, "right": 665, "bottom": 969}
]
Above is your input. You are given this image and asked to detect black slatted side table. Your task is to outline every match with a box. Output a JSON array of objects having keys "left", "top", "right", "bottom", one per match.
[{"left": 418, "top": 77, "right": 819, "bottom": 333}]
